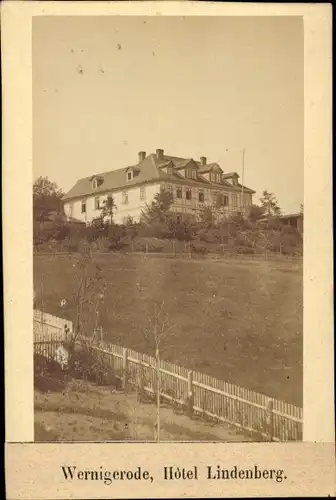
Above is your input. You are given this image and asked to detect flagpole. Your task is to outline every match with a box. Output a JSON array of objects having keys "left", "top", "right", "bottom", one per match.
[{"left": 241, "top": 148, "right": 245, "bottom": 213}]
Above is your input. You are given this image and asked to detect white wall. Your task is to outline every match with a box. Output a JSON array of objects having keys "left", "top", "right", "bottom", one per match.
[
  {"left": 63, "top": 182, "right": 162, "bottom": 224},
  {"left": 63, "top": 182, "right": 253, "bottom": 225}
]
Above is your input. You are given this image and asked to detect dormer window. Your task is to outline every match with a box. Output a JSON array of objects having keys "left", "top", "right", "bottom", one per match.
[
  {"left": 191, "top": 170, "right": 197, "bottom": 180},
  {"left": 168, "top": 166, "right": 173, "bottom": 175},
  {"left": 91, "top": 175, "right": 103, "bottom": 189},
  {"left": 127, "top": 171, "right": 133, "bottom": 181}
]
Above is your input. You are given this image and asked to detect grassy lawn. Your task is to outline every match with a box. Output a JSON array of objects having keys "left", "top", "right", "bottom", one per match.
[
  {"left": 34, "top": 253, "right": 303, "bottom": 406},
  {"left": 35, "top": 377, "right": 252, "bottom": 442}
]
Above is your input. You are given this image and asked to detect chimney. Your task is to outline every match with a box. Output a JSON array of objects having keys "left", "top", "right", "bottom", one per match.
[
  {"left": 138, "top": 151, "right": 146, "bottom": 163},
  {"left": 156, "top": 149, "right": 164, "bottom": 161},
  {"left": 200, "top": 156, "right": 207, "bottom": 166}
]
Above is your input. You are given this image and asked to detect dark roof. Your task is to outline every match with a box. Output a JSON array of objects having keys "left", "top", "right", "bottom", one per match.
[
  {"left": 222, "top": 172, "right": 239, "bottom": 179},
  {"left": 280, "top": 213, "right": 303, "bottom": 219},
  {"left": 63, "top": 152, "right": 255, "bottom": 201}
]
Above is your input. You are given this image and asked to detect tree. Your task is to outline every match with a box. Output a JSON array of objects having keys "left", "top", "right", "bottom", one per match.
[
  {"left": 141, "top": 300, "right": 174, "bottom": 441},
  {"left": 89, "top": 195, "right": 116, "bottom": 237},
  {"left": 64, "top": 246, "right": 110, "bottom": 369},
  {"left": 248, "top": 204, "right": 265, "bottom": 223},
  {"left": 99, "top": 195, "right": 116, "bottom": 225},
  {"left": 198, "top": 206, "right": 215, "bottom": 226},
  {"left": 259, "top": 190, "right": 281, "bottom": 217},
  {"left": 33, "top": 177, "right": 64, "bottom": 224},
  {"left": 141, "top": 190, "right": 174, "bottom": 224}
]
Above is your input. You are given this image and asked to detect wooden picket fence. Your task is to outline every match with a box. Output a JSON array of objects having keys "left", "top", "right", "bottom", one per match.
[{"left": 33, "top": 310, "right": 303, "bottom": 441}]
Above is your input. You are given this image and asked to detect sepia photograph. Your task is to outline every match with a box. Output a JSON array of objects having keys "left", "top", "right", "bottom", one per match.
[{"left": 32, "top": 14, "right": 304, "bottom": 443}]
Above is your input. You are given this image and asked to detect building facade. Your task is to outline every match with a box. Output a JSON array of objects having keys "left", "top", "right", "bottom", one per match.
[{"left": 63, "top": 149, "right": 255, "bottom": 225}]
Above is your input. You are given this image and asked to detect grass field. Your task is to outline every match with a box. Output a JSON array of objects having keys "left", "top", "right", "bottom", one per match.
[
  {"left": 35, "top": 376, "right": 251, "bottom": 442},
  {"left": 34, "top": 253, "right": 303, "bottom": 406}
]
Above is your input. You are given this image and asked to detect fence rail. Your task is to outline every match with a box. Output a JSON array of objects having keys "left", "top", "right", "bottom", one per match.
[{"left": 33, "top": 311, "right": 303, "bottom": 441}]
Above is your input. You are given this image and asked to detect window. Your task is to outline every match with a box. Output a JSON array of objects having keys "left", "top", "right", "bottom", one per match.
[
  {"left": 168, "top": 166, "right": 173, "bottom": 175},
  {"left": 122, "top": 191, "right": 128, "bottom": 204},
  {"left": 216, "top": 174, "right": 221, "bottom": 183},
  {"left": 176, "top": 187, "right": 182, "bottom": 199},
  {"left": 216, "top": 194, "right": 223, "bottom": 207},
  {"left": 198, "top": 191, "right": 205, "bottom": 203},
  {"left": 94, "top": 197, "right": 100, "bottom": 210},
  {"left": 127, "top": 171, "right": 133, "bottom": 181},
  {"left": 186, "top": 189, "right": 192, "bottom": 200},
  {"left": 191, "top": 170, "right": 197, "bottom": 180},
  {"left": 210, "top": 173, "right": 216, "bottom": 182},
  {"left": 68, "top": 203, "right": 73, "bottom": 217},
  {"left": 92, "top": 178, "right": 98, "bottom": 189},
  {"left": 232, "top": 194, "right": 237, "bottom": 208},
  {"left": 81, "top": 200, "right": 86, "bottom": 213},
  {"left": 223, "top": 195, "right": 229, "bottom": 207},
  {"left": 167, "top": 184, "right": 173, "bottom": 194},
  {"left": 185, "top": 169, "right": 191, "bottom": 178},
  {"left": 140, "top": 186, "right": 146, "bottom": 200}
]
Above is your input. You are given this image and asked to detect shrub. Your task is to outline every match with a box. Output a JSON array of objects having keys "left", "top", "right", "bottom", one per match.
[
  {"left": 235, "top": 245, "right": 255, "bottom": 254},
  {"left": 90, "top": 237, "right": 110, "bottom": 253},
  {"left": 191, "top": 242, "right": 209, "bottom": 255},
  {"left": 69, "top": 344, "right": 121, "bottom": 388},
  {"left": 108, "top": 224, "right": 128, "bottom": 251},
  {"left": 134, "top": 237, "right": 164, "bottom": 253},
  {"left": 35, "top": 352, "right": 65, "bottom": 375},
  {"left": 197, "top": 228, "right": 221, "bottom": 244}
]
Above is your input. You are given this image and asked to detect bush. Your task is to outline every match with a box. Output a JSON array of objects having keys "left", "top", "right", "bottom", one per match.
[
  {"left": 69, "top": 344, "right": 121, "bottom": 388},
  {"left": 108, "top": 224, "right": 128, "bottom": 251},
  {"left": 235, "top": 245, "right": 255, "bottom": 254},
  {"left": 191, "top": 242, "right": 209, "bottom": 255},
  {"left": 134, "top": 237, "right": 164, "bottom": 253},
  {"left": 34, "top": 353, "right": 64, "bottom": 377},
  {"left": 197, "top": 228, "right": 221, "bottom": 244},
  {"left": 34, "top": 353, "right": 67, "bottom": 392},
  {"left": 90, "top": 237, "right": 110, "bottom": 253}
]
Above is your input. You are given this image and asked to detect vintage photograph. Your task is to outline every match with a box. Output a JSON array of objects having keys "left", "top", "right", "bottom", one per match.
[{"left": 32, "top": 15, "right": 303, "bottom": 443}]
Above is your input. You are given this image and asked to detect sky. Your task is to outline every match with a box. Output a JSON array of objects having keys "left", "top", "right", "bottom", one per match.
[{"left": 33, "top": 15, "right": 303, "bottom": 214}]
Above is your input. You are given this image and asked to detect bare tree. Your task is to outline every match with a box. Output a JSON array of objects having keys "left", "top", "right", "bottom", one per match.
[
  {"left": 66, "top": 246, "right": 109, "bottom": 368},
  {"left": 141, "top": 300, "right": 174, "bottom": 441}
]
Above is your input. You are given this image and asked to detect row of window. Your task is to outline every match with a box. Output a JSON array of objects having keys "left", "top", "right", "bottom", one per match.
[
  {"left": 165, "top": 185, "right": 232, "bottom": 206},
  {"left": 73, "top": 186, "right": 250, "bottom": 216},
  {"left": 79, "top": 187, "right": 147, "bottom": 213}
]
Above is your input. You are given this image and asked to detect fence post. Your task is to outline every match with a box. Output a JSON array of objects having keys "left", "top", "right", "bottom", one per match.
[
  {"left": 266, "top": 398, "right": 274, "bottom": 441},
  {"left": 187, "top": 370, "right": 194, "bottom": 417},
  {"left": 145, "top": 242, "right": 149, "bottom": 254},
  {"left": 172, "top": 240, "right": 176, "bottom": 257},
  {"left": 122, "top": 347, "right": 128, "bottom": 392},
  {"left": 188, "top": 240, "right": 191, "bottom": 259},
  {"left": 139, "top": 354, "right": 145, "bottom": 398}
]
